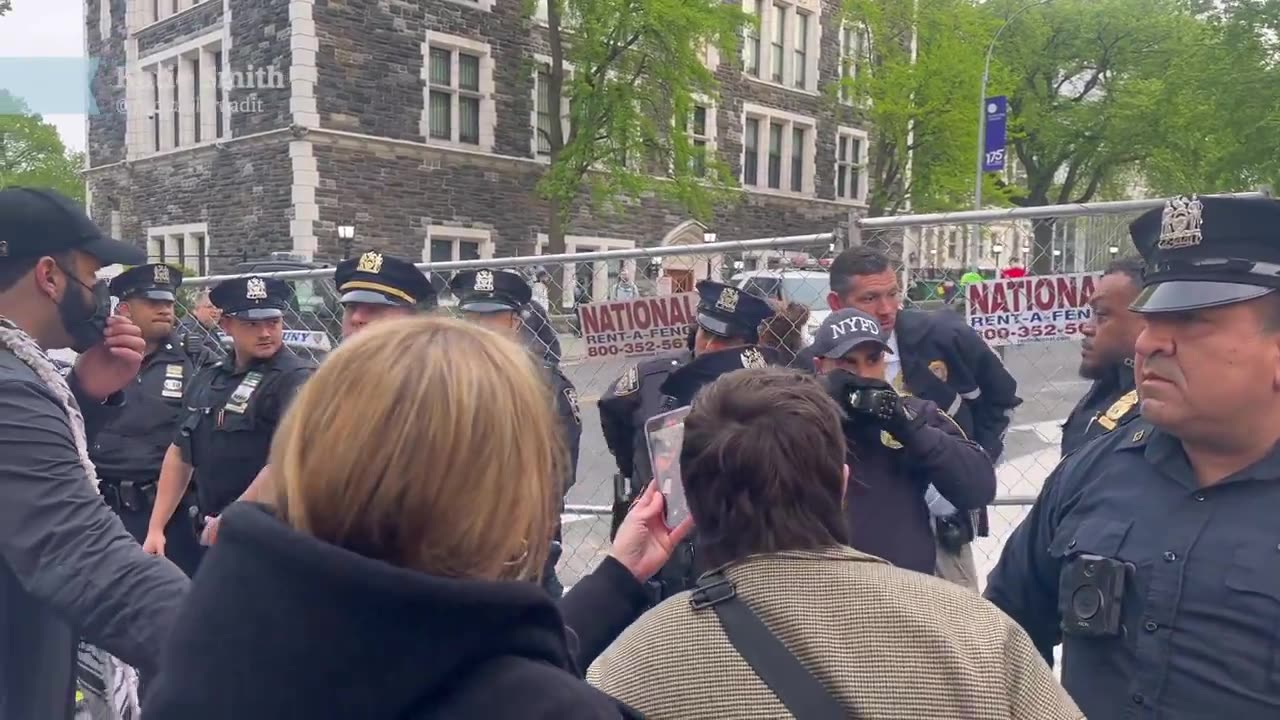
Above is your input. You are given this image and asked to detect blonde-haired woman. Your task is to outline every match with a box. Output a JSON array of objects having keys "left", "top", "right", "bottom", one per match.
[{"left": 144, "top": 316, "right": 689, "bottom": 720}]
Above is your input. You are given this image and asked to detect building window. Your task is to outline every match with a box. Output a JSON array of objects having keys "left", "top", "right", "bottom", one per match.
[
  {"left": 147, "top": 223, "right": 211, "bottom": 275},
  {"left": 422, "top": 33, "right": 494, "bottom": 151},
  {"left": 688, "top": 104, "right": 714, "bottom": 176},
  {"left": 424, "top": 226, "right": 495, "bottom": 264},
  {"left": 840, "top": 22, "right": 869, "bottom": 105},
  {"left": 742, "top": 0, "right": 819, "bottom": 93},
  {"left": 743, "top": 117, "right": 760, "bottom": 186},
  {"left": 446, "top": 0, "right": 494, "bottom": 11},
  {"left": 536, "top": 234, "right": 637, "bottom": 308},
  {"left": 743, "top": 0, "right": 763, "bottom": 75},
  {"left": 531, "top": 61, "right": 572, "bottom": 159},
  {"left": 835, "top": 127, "right": 868, "bottom": 202},
  {"left": 135, "top": 32, "right": 227, "bottom": 157},
  {"left": 742, "top": 105, "right": 815, "bottom": 195}
]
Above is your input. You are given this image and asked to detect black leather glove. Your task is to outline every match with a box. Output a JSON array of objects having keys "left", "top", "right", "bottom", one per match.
[{"left": 825, "top": 369, "right": 923, "bottom": 443}]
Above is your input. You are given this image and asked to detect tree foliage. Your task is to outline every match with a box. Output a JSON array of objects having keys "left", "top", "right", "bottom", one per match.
[
  {"left": 0, "top": 91, "right": 84, "bottom": 203},
  {"left": 532, "top": 0, "right": 747, "bottom": 304},
  {"left": 838, "top": 0, "right": 996, "bottom": 216}
]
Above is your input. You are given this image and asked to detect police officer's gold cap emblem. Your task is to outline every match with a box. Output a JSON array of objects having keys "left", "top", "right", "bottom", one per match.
[
  {"left": 1157, "top": 195, "right": 1204, "bottom": 251},
  {"left": 356, "top": 251, "right": 384, "bottom": 274},
  {"left": 153, "top": 264, "right": 171, "bottom": 286},
  {"left": 716, "top": 287, "right": 739, "bottom": 313},
  {"left": 475, "top": 269, "right": 495, "bottom": 293}
]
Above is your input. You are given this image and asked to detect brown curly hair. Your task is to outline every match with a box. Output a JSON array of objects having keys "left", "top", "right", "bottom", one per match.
[{"left": 758, "top": 300, "right": 810, "bottom": 364}]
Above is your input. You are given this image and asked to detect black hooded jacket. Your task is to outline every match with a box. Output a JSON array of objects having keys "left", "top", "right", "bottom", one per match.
[{"left": 144, "top": 503, "right": 642, "bottom": 720}]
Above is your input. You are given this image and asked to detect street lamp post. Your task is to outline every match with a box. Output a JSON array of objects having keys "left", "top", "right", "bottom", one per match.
[
  {"left": 338, "top": 224, "right": 355, "bottom": 260},
  {"left": 973, "top": 0, "right": 1054, "bottom": 267},
  {"left": 993, "top": 243, "right": 1005, "bottom": 273}
]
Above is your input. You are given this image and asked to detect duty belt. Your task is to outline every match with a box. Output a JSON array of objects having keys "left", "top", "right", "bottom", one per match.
[{"left": 100, "top": 480, "right": 157, "bottom": 513}]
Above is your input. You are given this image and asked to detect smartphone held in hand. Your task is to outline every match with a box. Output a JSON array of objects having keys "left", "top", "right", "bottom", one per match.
[{"left": 644, "top": 406, "right": 692, "bottom": 529}]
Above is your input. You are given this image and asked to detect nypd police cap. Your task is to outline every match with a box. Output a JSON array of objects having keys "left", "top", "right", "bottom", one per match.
[
  {"left": 1129, "top": 194, "right": 1280, "bottom": 313},
  {"left": 209, "top": 275, "right": 293, "bottom": 319},
  {"left": 109, "top": 263, "right": 184, "bottom": 302},
  {"left": 810, "top": 308, "right": 894, "bottom": 359},
  {"left": 335, "top": 251, "right": 435, "bottom": 307},
  {"left": 695, "top": 280, "right": 774, "bottom": 341},
  {"left": 449, "top": 269, "right": 531, "bottom": 313}
]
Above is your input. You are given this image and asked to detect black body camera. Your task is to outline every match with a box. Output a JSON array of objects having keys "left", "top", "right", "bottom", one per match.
[
  {"left": 1058, "top": 553, "right": 1129, "bottom": 638},
  {"left": 845, "top": 387, "right": 898, "bottom": 421}
]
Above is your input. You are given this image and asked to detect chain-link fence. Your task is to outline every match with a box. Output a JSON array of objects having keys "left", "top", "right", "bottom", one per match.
[{"left": 170, "top": 192, "right": 1266, "bottom": 590}]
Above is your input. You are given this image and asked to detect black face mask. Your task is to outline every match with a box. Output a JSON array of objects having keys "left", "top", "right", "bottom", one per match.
[{"left": 55, "top": 265, "right": 112, "bottom": 353}]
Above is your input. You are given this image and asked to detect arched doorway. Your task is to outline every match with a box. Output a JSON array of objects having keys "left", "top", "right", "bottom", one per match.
[{"left": 658, "top": 220, "right": 723, "bottom": 294}]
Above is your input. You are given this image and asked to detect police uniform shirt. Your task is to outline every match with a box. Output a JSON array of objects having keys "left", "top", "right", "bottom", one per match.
[
  {"left": 1060, "top": 361, "right": 1138, "bottom": 457},
  {"left": 547, "top": 360, "right": 582, "bottom": 497}
]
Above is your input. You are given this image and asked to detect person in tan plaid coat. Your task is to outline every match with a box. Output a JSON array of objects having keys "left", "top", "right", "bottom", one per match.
[{"left": 588, "top": 368, "right": 1082, "bottom": 720}]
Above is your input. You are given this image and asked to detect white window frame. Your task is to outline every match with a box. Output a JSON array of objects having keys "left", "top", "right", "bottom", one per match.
[
  {"left": 421, "top": 32, "right": 495, "bottom": 152},
  {"left": 132, "top": 0, "right": 216, "bottom": 32},
  {"left": 530, "top": 54, "right": 573, "bottom": 161},
  {"left": 740, "top": 0, "right": 820, "bottom": 95},
  {"left": 740, "top": 103, "right": 816, "bottom": 197},
  {"left": 446, "top": 0, "right": 494, "bottom": 12},
  {"left": 424, "top": 226, "right": 495, "bottom": 264},
  {"left": 839, "top": 21, "right": 870, "bottom": 106},
  {"left": 535, "top": 234, "right": 637, "bottom": 309},
  {"left": 686, "top": 101, "right": 717, "bottom": 177},
  {"left": 130, "top": 29, "right": 229, "bottom": 158},
  {"left": 100, "top": 0, "right": 112, "bottom": 38},
  {"left": 146, "top": 222, "right": 211, "bottom": 275},
  {"left": 835, "top": 126, "right": 869, "bottom": 204}
]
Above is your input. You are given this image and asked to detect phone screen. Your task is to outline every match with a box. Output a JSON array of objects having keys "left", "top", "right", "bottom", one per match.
[{"left": 644, "top": 406, "right": 692, "bottom": 529}]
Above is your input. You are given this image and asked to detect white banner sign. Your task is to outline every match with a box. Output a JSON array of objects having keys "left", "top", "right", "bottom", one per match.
[
  {"left": 577, "top": 293, "right": 698, "bottom": 359},
  {"left": 966, "top": 272, "right": 1101, "bottom": 347}
]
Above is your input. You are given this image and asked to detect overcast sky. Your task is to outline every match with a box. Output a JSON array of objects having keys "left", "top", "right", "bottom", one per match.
[{"left": 0, "top": 0, "right": 87, "bottom": 152}]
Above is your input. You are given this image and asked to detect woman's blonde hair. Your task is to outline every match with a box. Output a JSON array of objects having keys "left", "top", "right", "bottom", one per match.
[{"left": 269, "top": 315, "right": 562, "bottom": 582}]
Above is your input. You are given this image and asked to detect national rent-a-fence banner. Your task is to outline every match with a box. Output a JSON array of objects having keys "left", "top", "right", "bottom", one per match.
[
  {"left": 966, "top": 272, "right": 1101, "bottom": 347},
  {"left": 578, "top": 293, "right": 698, "bottom": 359}
]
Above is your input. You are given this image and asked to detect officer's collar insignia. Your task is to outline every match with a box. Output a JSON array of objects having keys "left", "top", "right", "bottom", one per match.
[
  {"left": 928, "top": 359, "right": 949, "bottom": 382},
  {"left": 1158, "top": 195, "right": 1204, "bottom": 250},
  {"left": 740, "top": 347, "right": 767, "bottom": 369},
  {"left": 1132, "top": 429, "right": 1146, "bottom": 443},
  {"left": 615, "top": 365, "right": 639, "bottom": 396},
  {"left": 153, "top": 265, "right": 171, "bottom": 286},
  {"left": 357, "top": 251, "right": 384, "bottom": 274},
  {"left": 475, "top": 270, "right": 495, "bottom": 293},
  {"left": 716, "top": 287, "right": 739, "bottom": 313},
  {"left": 246, "top": 277, "right": 268, "bottom": 300},
  {"left": 0, "top": 239, "right": 7, "bottom": 257},
  {"left": 881, "top": 430, "right": 904, "bottom": 450},
  {"left": 564, "top": 387, "right": 581, "bottom": 424},
  {"left": 1097, "top": 390, "right": 1139, "bottom": 432}
]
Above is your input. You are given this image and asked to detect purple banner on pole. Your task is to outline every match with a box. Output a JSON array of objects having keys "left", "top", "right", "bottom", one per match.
[{"left": 982, "top": 96, "right": 1008, "bottom": 173}]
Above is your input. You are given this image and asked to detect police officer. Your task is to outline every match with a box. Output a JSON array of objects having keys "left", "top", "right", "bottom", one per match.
[
  {"left": 812, "top": 308, "right": 996, "bottom": 575},
  {"left": 797, "top": 245, "right": 1022, "bottom": 591},
  {"left": 448, "top": 268, "right": 580, "bottom": 598},
  {"left": 143, "top": 275, "right": 316, "bottom": 557},
  {"left": 90, "top": 263, "right": 204, "bottom": 575},
  {"left": 986, "top": 195, "right": 1280, "bottom": 719},
  {"left": 1060, "top": 255, "right": 1145, "bottom": 455},
  {"left": 335, "top": 250, "right": 437, "bottom": 340},
  {"left": 605, "top": 280, "right": 780, "bottom": 601}
]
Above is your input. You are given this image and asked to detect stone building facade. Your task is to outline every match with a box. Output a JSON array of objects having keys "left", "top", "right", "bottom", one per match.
[{"left": 84, "top": 0, "right": 872, "bottom": 301}]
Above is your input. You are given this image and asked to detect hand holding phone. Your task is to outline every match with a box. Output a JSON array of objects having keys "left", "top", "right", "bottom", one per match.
[{"left": 644, "top": 407, "right": 692, "bottom": 529}]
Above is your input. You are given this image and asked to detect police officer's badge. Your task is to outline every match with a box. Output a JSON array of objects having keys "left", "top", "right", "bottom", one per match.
[
  {"left": 1158, "top": 195, "right": 1204, "bottom": 250},
  {"left": 614, "top": 365, "right": 639, "bottom": 396},
  {"left": 475, "top": 270, "right": 495, "bottom": 292},
  {"left": 716, "top": 287, "right": 739, "bottom": 313},
  {"left": 357, "top": 251, "right": 384, "bottom": 274},
  {"left": 563, "top": 387, "right": 581, "bottom": 424},
  {"left": 1097, "top": 390, "right": 1139, "bottom": 431},
  {"left": 928, "top": 360, "right": 949, "bottom": 382},
  {"left": 246, "top": 277, "right": 268, "bottom": 300},
  {"left": 224, "top": 371, "right": 263, "bottom": 414},
  {"left": 740, "top": 347, "right": 767, "bottom": 369},
  {"left": 880, "top": 430, "right": 904, "bottom": 450},
  {"left": 153, "top": 265, "right": 171, "bottom": 286}
]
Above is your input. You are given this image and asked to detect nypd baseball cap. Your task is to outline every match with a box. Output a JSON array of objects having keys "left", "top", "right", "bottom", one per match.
[
  {"left": 0, "top": 187, "right": 145, "bottom": 266},
  {"left": 810, "top": 308, "right": 893, "bottom": 359}
]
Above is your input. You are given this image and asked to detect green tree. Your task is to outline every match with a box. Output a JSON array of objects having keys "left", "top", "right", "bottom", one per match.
[
  {"left": 984, "top": 0, "right": 1200, "bottom": 272},
  {"left": 839, "top": 0, "right": 995, "bottom": 216},
  {"left": 534, "top": 0, "right": 747, "bottom": 307},
  {"left": 0, "top": 91, "right": 85, "bottom": 202}
]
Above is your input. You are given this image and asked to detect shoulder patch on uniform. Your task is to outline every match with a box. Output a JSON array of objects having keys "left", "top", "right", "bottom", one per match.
[
  {"left": 1096, "top": 390, "right": 1140, "bottom": 432},
  {"left": 563, "top": 387, "right": 581, "bottom": 424},
  {"left": 614, "top": 365, "right": 639, "bottom": 396},
  {"left": 928, "top": 359, "right": 949, "bottom": 382}
]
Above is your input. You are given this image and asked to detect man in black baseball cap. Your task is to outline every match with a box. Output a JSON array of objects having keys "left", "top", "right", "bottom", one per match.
[
  {"left": 335, "top": 251, "right": 436, "bottom": 340},
  {"left": 811, "top": 308, "right": 995, "bottom": 576},
  {"left": 0, "top": 189, "right": 189, "bottom": 717}
]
